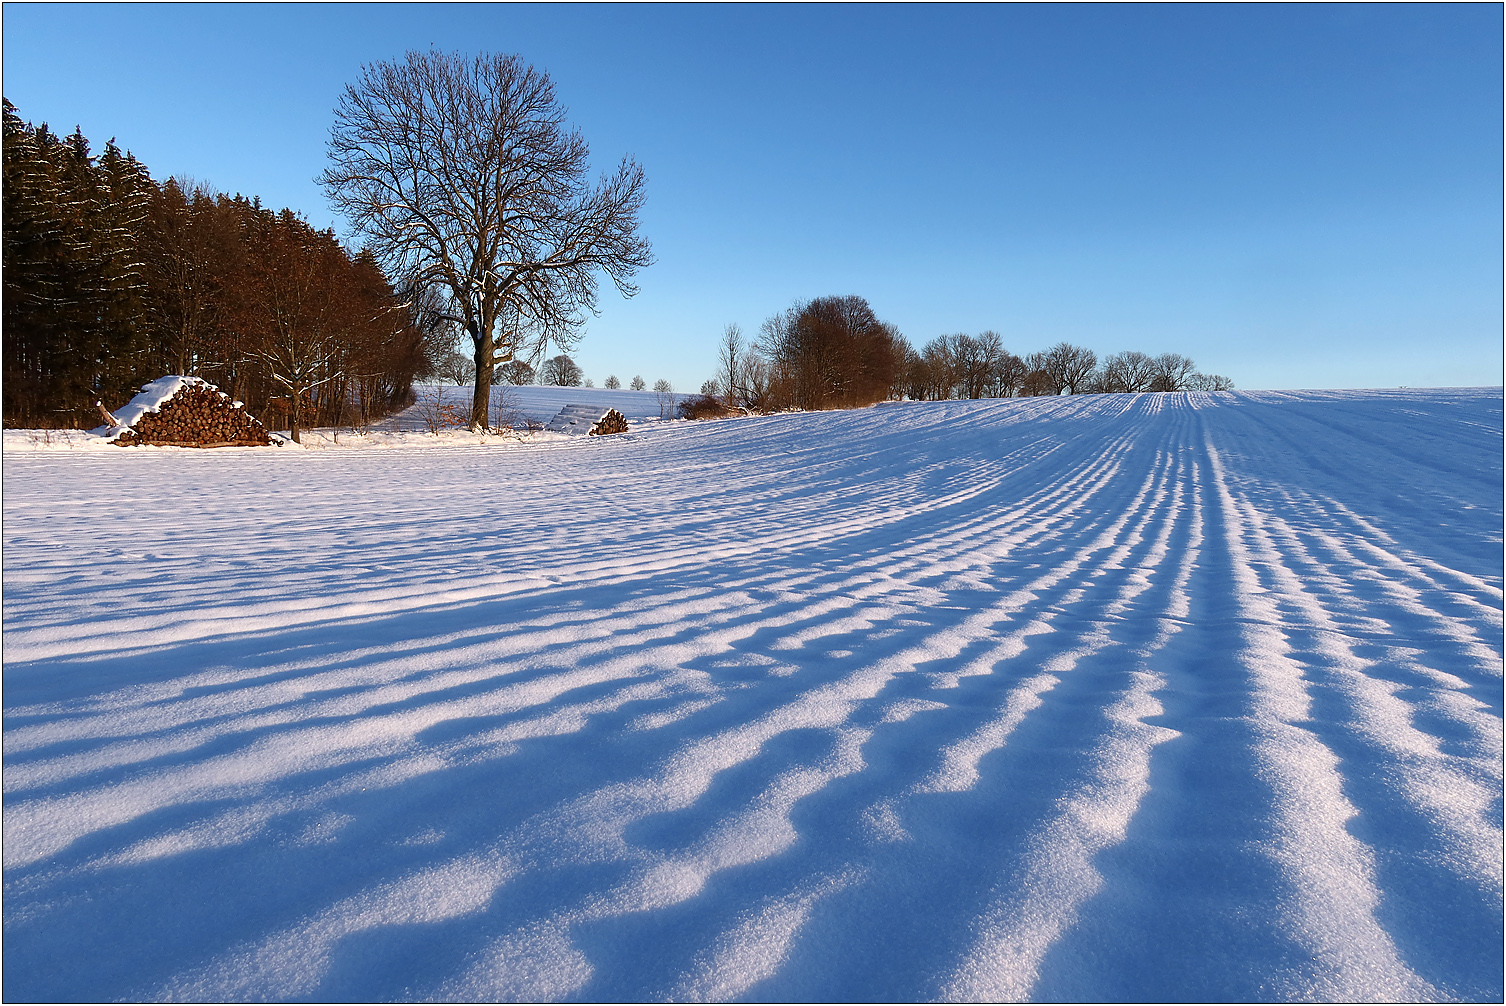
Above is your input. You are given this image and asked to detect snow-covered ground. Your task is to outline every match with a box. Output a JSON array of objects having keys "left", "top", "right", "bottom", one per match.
[{"left": 3, "top": 388, "right": 1501, "bottom": 1002}]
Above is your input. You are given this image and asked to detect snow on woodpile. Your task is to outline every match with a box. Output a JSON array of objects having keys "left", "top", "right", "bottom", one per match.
[
  {"left": 545, "top": 403, "right": 629, "bottom": 435},
  {"left": 589, "top": 408, "right": 629, "bottom": 435},
  {"left": 101, "top": 376, "right": 281, "bottom": 448}
]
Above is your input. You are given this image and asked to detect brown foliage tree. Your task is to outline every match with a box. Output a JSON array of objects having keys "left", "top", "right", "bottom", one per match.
[
  {"left": 758, "top": 295, "right": 902, "bottom": 411},
  {"left": 140, "top": 178, "right": 242, "bottom": 379}
]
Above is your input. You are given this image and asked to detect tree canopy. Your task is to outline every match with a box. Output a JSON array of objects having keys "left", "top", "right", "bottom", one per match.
[{"left": 757, "top": 296, "right": 903, "bottom": 411}]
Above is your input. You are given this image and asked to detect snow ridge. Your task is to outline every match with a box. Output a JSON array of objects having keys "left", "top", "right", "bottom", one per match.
[{"left": 2, "top": 388, "right": 1500, "bottom": 1002}]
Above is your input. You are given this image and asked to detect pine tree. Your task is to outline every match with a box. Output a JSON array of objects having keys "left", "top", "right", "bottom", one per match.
[
  {"left": 92, "top": 139, "right": 152, "bottom": 407},
  {"left": 3, "top": 108, "right": 153, "bottom": 426}
]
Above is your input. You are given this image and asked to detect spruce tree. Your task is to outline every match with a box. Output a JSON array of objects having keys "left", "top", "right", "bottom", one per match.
[
  {"left": 3, "top": 112, "right": 152, "bottom": 426},
  {"left": 92, "top": 139, "right": 152, "bottom": 408},
  {"left": 3, "top": 103, "right": 70, "bottom": 425}
]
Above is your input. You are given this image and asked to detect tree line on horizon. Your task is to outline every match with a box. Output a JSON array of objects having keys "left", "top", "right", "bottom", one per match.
[
  {"left": 897, "top": 334, "right": 1233, "bottom": 399},
  {"left": 702, "top": 295, "right": 1233, "bottom": 414},
  {"left": 4, "top": 74, "right": 1233, "bottom": 435},
  {"left": 2, "top": 100, "right": 444, "bottom": 435},
  {"left": 429, "top": 348, "right": 676, "bottom": 400}
]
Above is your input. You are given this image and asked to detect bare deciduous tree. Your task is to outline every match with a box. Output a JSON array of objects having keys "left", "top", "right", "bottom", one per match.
[
  {"left": 321, "top": 50, "right": 653, "bottom": 429},
  {"left": 1150, "top": 352, "right": 1197, "bottom": 392},
  {"left": 1097, "top": 350, "right": 1157, "bottom": 393},
  {"left": 1041, "top": 342, "right": 1097, "bottom": 395},
  {"left": 740, "top": 352, "right": 771, "bottom": 410},
  {"left": 630, "top": 375, "right": 645, "bottom": 391},
  {"left": 758, "top": 296, "right": 902, "bottom": 411},
  {"left": 969, "top": 331, "right": 1008, "bottom": 399},
  {"left": 540, "top": 354, "right": 583, "bottom": 386},
  {"left": 436, "top": 350, "right": 475, "bottom": 386},
  {"left": 917, "top": 335, "right": 959, "bottom": 400},
  {"left": 653, "top": 378, "right": 675, "bottom": 419},
  {"left": 990, "top": 349, "right": 1027, "bottom": 398},
  {"left": 1186, "top": 371, "right": 1234, "bottom": 391},
  {"left": 604, "top": 374, "right": 620, "bottom": 389},
  {"left": 242, "top": 212, "right": 351, "bottom": 443},
  {"left": 490, "top": 382, "right": 526, "bottom": 431},
  {"left": 891, "top": 329, "right": 1227, "bottom": 401},
  {"left": 717, "top": 323, "right": 745, "bottom": 406},
  {"left": 496, "top": 359, "right": 534, "bottom": 385},
  {"left": 141, "top": 177, "right": 240, "bottom": 378},
  {"left": 1020, "top": 352, "right": 1058, "bottom": 396}
]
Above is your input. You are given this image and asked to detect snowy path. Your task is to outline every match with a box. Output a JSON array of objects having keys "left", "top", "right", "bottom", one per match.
[{"left": 3, "top": 389, "right": 1500, "bottom": 1002}]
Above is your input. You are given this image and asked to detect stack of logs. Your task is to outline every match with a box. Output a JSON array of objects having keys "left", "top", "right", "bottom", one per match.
[
  {"left": 588, "top": 409, "right": 630, "bottom": 436},
  {"left": 111, "top": 384, "right": 278, "bottom": 447}
]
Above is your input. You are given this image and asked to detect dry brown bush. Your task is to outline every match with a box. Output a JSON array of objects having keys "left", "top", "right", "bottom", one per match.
[{"left": 677, "top": 394, "right": 735, "bottom": 420}]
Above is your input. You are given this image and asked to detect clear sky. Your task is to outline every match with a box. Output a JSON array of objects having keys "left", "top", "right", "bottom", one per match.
[{"left": 3, "top": 3, "right": 1500, "bottom": 391}]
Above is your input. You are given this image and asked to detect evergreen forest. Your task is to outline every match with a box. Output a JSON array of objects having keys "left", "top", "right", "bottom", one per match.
[{"left": 2, "top": 99, "right": 443, "bottom": 430}]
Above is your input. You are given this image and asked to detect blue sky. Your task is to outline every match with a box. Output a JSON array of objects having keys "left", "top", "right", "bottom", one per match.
[{"left": 3, "top": 3, "right": 1500, "bottom": 390}]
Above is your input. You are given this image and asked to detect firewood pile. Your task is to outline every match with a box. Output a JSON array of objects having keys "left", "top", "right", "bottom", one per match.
[
  {"left": 546, "top": 404, "right": 630, "bottom": 436},
  {"left": 106, "top": 378, "right": 280, "bottom": 448},
  {"left": 589, "top": 409, "right": 629, "bottom": 436}
]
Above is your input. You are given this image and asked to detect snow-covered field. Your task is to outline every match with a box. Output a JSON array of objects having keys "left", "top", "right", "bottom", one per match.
[
  {"left": 3, "top": 388, "right": 1501, "bottom": 1002},
  {"left": 385, "top": 383, "right": 682, "bottom": 431}
]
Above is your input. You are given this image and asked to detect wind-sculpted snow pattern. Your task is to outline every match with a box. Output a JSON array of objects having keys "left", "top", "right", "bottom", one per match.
[{"left": 3, "top": 389, "right": 1501, "bottom": 1002}]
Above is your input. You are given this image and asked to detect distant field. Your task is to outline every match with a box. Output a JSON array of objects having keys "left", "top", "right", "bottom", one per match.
[
  {"left": 390, "top": 382, "right": 681, "bottom": 428},
  {"left": 3, "top": 388, "right": 1501, "bottom": 1002}
]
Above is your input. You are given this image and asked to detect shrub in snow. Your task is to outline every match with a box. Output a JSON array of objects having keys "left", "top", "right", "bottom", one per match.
[{"left": 677, "top": 395, "right": 732, "bottom": 421}]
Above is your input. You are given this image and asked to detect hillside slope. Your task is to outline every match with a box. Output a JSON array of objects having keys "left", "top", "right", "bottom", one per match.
[{"left": 3, "top": 389, "right": 1500, "bottom": 1002}]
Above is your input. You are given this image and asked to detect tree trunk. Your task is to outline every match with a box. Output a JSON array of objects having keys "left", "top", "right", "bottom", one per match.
[
  {"left": 470, "top": 325, "right": 493, "bottom": 431},
  {"left": 289, "top": 385, "right": 303, "bottom": 443}
]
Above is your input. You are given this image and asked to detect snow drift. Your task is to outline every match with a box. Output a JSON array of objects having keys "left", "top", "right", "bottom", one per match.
[{"left": 2, "top": 388, "right": 1500, "bottom": 1002}]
